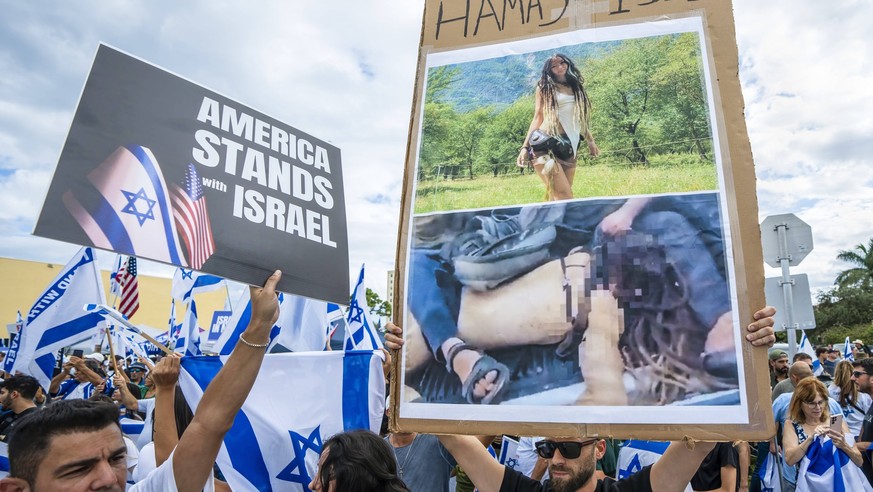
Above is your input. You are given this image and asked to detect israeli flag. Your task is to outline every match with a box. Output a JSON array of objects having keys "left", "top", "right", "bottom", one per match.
[
  {"left": 799, "top": 332, "right": 822, "bottom": 376},
  {"left": 174, "top": 299, "right": 201, "bottom": 356},
  {"left": 344, "top": 265, "right": 383, "bottom": 352},
  {"left": 171, "top": 268, "right": 225, "bottom": 302},
  {"left": 844, "top": 336, "right": 855, "bottom": 361},
  {"left": 178, "top": 350, "right": 385, "bottom": 491},
  {"left": 7, "top": 247, "right": 107, "bottom": 390},
  {"left": 120, "top": 417, "right": 146, "bottom": 445},
  {"left": 62, "top": 145, "right": 188, "bottom": 266},
  {"left": 212, "top": 290, "right": 330, "bottom": 355},
  {"left": 617, "top": 440, "right": 692, "bottom": 490},
  {"left": 0, "top": 442, "right": 8, "bottom": 479},
  {"left": 758, "top": 451, "right": 782, "bottom": 492},
  {"left": 796, "top": 435, "right": 873, "bottom": 492},
  {"left": 499, "top": 436, "right": 521, "bottom": 470},
  {"left": 109, "top": 254, "right": 124, "bottom": 297}
]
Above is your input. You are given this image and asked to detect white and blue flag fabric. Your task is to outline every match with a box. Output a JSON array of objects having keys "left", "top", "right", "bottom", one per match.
[
  {"left": 5, "top": 247, "right": 106, "bottom": 390},
  {"left": 344, "top": 265, "right": 383, "bottom": 352},
  {"left": 171, "top": 268, "right": 224, "bottom": 302},
  {"left": 499, "top": 436, "right": 521, "bottom": 471},
  {"left": 799, "top": 331, "right": 822, "bottom": 376},
  {"left": 758, "top": 451, "right": 783, "bottom": 492},
  {"left": 0, "top": 442, "right": 8, "bottom": 479},
  {"left": 173, "top": 299, "right": 201, "bottom": 357},
  {"left": 62, "top": 145, "right": 188, "bottom": 266},
  {"left": 178, "top": 350, "right": 385, "bottom": 491},
  {"left": 844, "top": 336, "right": 855, "bottom": 362},
  {"left": 617, "top": 440, "right": 692, "bottom": 491},
  {"left": 796, "top": 435, "right": 873, "bottom": 492},
  {"left": 212, "top": 289, "right": 329, "bottom": 355}
]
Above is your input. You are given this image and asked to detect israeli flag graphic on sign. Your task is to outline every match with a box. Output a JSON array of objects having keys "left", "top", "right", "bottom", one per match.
[
  {"left": 62, "top": 145, "right": 188, "bottom": 265},
  {"left": 179, "top": 350, "right": 385, "bottom": 491}
]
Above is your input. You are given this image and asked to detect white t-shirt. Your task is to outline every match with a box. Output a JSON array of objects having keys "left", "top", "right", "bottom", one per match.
[
  {"left": 828, "top": 386, "right": 873, "bottom": 436},
  {"left": 129, "top": 450, "right": 178, "bottom": 492},
  {"left": 133, "top": 442, "right": 215, "bottom": 492},
  {"left": 135, "top": 398, "right": 155, "bottom": 450}
]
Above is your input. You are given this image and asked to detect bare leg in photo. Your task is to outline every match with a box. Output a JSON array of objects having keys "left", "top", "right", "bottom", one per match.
[
  {"left": 576, "top": 289, "right": 627, "bottom": 405},
  {"left": 533, "top": 158, "right": 573, "bottom": 201}
]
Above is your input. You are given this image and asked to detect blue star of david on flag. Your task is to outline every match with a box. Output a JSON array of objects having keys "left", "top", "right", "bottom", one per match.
[
  {"left": 343, "top": 265, "right": 383, "bottom": 351},
  {"left": 181, "top": 269, "right": 194, "bottom": 280},
  {"left": 618, "top": 454, "right": 642, "bottom": 479},
  {"left": 120, "top": 187, "right": 157, "bottom": 226},
  {"left": 506, "top": 457, "right": 519, "bottom": 469},
  {"left": 276, "top": 426, "right": 323, "bottom": 485}
]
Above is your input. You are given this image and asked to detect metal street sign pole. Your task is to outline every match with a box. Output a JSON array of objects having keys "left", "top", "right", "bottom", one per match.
[{"left": 776, "top": 223, "right": 797, "bottom": 358}]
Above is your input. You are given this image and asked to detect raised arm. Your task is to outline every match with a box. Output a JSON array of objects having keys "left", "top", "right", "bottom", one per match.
[
  {"left": 112, "top": 374, "right": 140, "bottom": 410},
  {"left": 650, "top": 441, "right": 716, "bottom": 491},
  {"left": 437, "top": 434, "right": 506, "bottom": 492},
  {"left": 48, "top": 360, "right": 72, "bottom": 395},
  {"left": 171, "top": 270, "right": 281, "bottom": 492},
  {"left": 152, "top": 354, "right": 182, "bottom": 467}
]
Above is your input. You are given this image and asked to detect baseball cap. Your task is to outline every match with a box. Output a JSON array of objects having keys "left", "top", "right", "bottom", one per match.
[
  {"left": 768, "top": 349, "right": 788, "bottom": 361},
  {"left": 128, "top": 362, "right": 147, "bottom": 372},
  {"left": 84, "top": 353, "right": 106, "bottom": 363}
]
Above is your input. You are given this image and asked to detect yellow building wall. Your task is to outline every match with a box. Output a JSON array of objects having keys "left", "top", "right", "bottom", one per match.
[{"left": 0, "top": 257, "right": 228, "bottom": 338}]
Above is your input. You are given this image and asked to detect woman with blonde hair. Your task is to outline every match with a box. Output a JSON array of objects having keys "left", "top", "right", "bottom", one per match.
[
  {"left": 517, "top": 53, "right": 599, "bottom": 201},
  {"left": 829, "top": 359, "right": 873, "bottom": 436},
  {"left": 783, "top": 377, "right": 866, "bottom": 491}
]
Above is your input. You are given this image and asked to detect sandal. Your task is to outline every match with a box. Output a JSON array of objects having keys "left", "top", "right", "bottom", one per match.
[{"left": 445, "top": 342, "right": 510, "bottom": 404}]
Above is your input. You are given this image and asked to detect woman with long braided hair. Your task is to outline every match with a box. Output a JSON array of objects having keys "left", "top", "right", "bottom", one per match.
[{"left": 517, "top": 53, "right": 599, "bottom": 201}]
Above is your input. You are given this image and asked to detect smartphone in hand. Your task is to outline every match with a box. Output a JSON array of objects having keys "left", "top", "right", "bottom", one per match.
[
  {"left": 72, "top": 349, "right": 84, "bottom": 359},
  {"left": 831, "top": 414, "right": 843, "bottom": 432}
]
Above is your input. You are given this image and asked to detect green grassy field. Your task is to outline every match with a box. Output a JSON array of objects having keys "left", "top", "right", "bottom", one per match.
[{"left": 414, "top": 157, "right": 719, "bottom": 214}]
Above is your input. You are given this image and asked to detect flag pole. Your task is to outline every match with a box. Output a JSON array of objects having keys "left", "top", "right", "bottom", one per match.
[
  {"left": 88, "top": 304, "right": 173, "bottom": 355},
  {"left": 105, "top": 325, "right": 120, "bottom": 376}
]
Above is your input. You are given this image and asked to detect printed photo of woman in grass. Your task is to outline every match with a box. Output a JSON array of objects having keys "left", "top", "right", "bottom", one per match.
[
  {"left": 413, "top": 22, "right": 721, "bottom": 214},
  {"left": 516, "top": 53, "right": 600, "bottom": 202}
]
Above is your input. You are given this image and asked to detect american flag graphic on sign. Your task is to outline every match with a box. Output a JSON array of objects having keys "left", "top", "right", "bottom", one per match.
[
  {"left": 118, "top": 256, "right": 140, "bottom": 319},
  {"left": 172, "top": 164, "right": 215, "bottom": 269}
]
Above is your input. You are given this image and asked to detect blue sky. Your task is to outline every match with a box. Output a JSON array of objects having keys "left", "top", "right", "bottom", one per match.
[{"left": 0, "top": 0, "right": 870, "bottom": 313}]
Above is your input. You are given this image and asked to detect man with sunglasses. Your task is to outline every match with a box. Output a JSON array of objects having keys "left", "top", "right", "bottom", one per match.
[
  {"left": 852, "top": 358, "right": 873, "bottom": 485},
  {"left": 385, "top": 305, "right": 778, "bottom": 492}
]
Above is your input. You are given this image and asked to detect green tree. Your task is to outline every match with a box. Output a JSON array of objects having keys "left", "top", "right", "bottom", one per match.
[
  {"left": 443, "top": 106, "right": 495, "bottom": 179},
  {"left": 835, "top": 238, "right": 873, "bottom": 290},
  {"left": 419, "top": 102, "right": 457, "bottom": 178},
  {"left": 365, "top": 288, "right": 392, "bottom": 332},
  {"left": 479, "top": 96, "right": 535, "bottom": 171},
  {"left": 426, "top": 66, "right": 460, "bottom": 103}
]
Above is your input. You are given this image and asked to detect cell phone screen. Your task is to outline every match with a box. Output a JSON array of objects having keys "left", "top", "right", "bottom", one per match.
[{"left": 72, "top": 349, "right": 84, "bottom": 359}]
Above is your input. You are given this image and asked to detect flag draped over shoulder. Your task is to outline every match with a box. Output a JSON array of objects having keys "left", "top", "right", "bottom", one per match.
[
  {"left": 62, "top": 145, "right": 188, "bottom": 266},
  {"left": 796, "top": 436, "right": 873, "bottom": 492},
  {"left": 5, "top": 247, "right": 107, "bottom": 390},
  {"left": 171, "top": 268, "right": 224, "bottom": 302},
  {"left": 344, "top": 265, "right": 383, "bottom": 352},
  {"left": 179, "top": 351, "right": 385, "bottom": 491}
]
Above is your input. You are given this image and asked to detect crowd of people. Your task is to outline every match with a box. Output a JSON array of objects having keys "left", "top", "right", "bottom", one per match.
[{"left": 0, "top": 272, "right": 866, "bottom": 492}]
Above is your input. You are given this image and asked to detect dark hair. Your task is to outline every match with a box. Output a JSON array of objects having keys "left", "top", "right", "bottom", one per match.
[
  {"left": 815, "top": 347, "right": 828, "bottom": 357},
  {"left": 8, "top": 399, "right": 121, "bottom": 485},
  {"left": 149, "top": 386, "right": 193, "bottom": 440},
  {"left": 537, "top": 53, "right": 592, "bottom": 138},
  {"left": 793, "top": 352, "right": 812, "bottom": 363},
  {"left": 854, "top": 358, "right": 873, "bottom": 376},
  {"left": 2, "top": 374, "right": 40, "bottom": 400},
  {"left": 319, "top": 430, "right": 411, "bottom": 492}
]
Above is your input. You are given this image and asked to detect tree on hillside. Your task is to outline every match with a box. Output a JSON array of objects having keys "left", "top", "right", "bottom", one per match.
[{"left": 835, "top": 238, "right": 873, "bottom": 290}]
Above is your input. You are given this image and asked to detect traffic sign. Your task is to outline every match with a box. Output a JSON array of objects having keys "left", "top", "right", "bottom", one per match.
[
  {"left": 761, "top": 214, "right": 813, "bottom": 267},
  {"left": 764, "top": 274, "right": 816, "bottom": 332}
]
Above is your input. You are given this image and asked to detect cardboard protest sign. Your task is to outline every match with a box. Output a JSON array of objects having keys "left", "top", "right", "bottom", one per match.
[
  {"left": 35, "top": 45, "right": 348, "bottom": 304},
  {"left": 392, "top": 1, "right": 772, "bottom": 440}
]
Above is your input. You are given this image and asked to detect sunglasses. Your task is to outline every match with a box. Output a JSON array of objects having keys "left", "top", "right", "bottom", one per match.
[
  {"left": 854, "top": 371, "right": 868, "bottom": 378},
  {"left": 534, "top": 439, "right": 597, "bottom": 459}
]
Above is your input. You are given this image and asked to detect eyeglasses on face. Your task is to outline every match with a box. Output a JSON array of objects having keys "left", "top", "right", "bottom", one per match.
[
  {"left": 853, "top": 371, "right": 868, "bottom": 378},
  {"left": 534, "top": 439, "right": 597, "bottom": 459},
  {"left": 803, "top": 400, "right": 826, "bottom": 408}
]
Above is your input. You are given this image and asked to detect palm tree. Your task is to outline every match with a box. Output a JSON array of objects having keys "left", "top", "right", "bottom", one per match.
[{"left": 835, "top": 238, "right": 873, "bottom": 290}]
